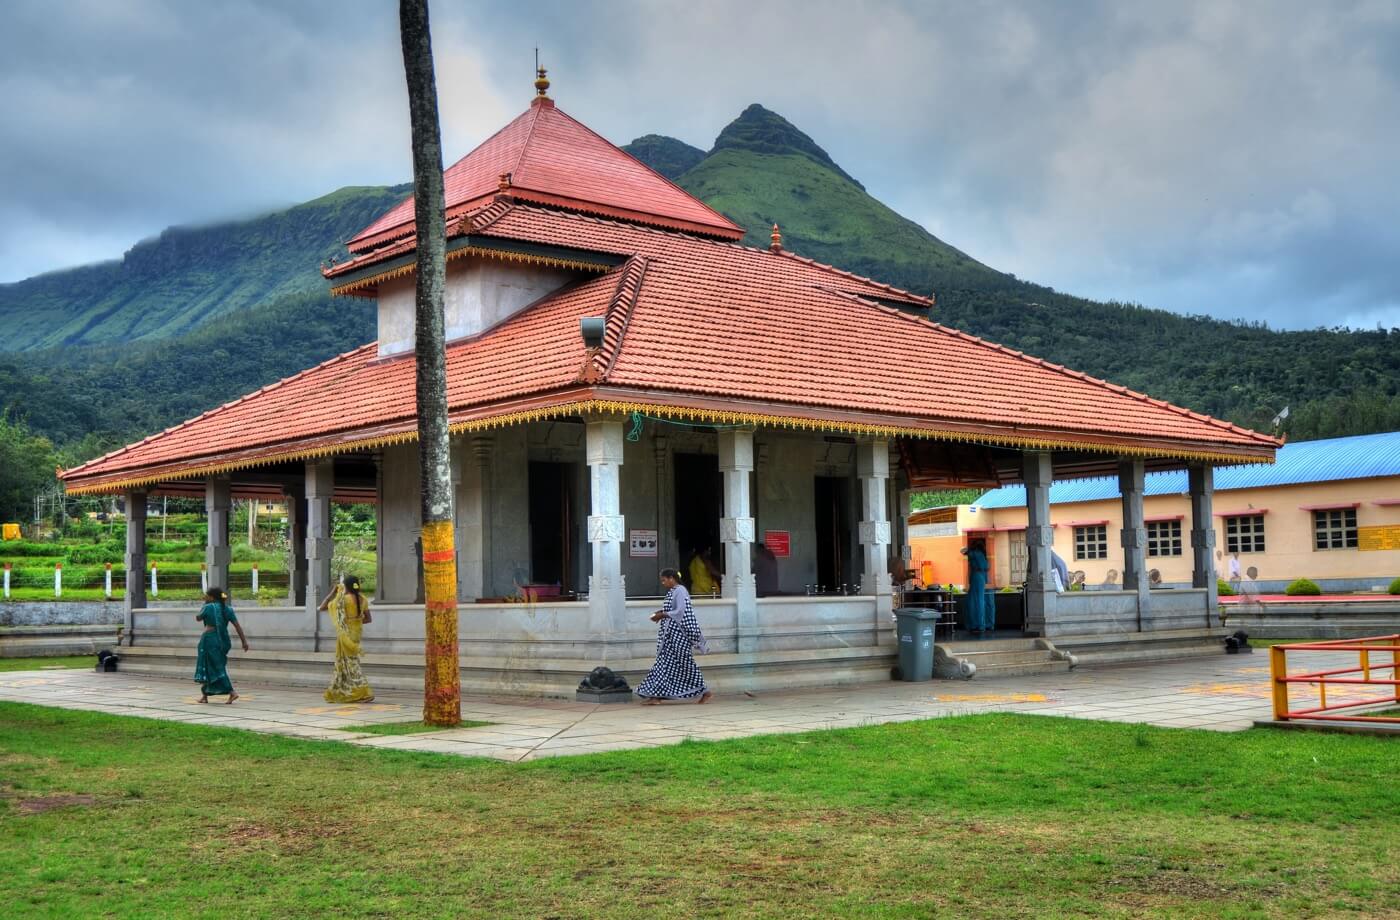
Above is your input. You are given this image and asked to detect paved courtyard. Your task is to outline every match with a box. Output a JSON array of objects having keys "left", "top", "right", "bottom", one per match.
[{"left": 0, "top": 650, "right": 1379, "bottom": 761}]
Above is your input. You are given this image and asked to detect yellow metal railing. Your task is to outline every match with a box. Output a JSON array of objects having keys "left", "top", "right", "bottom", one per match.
[{"left": 1270, "top": 635, "right": 1400, "bottom": 723}]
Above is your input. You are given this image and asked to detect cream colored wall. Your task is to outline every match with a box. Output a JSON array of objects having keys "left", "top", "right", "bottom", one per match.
[
  {"left": 376, "top": 259, "right": 575, "bottom": 358},
  {"left": 971, "top": 476, "right": 1400, "bottom": 587}
]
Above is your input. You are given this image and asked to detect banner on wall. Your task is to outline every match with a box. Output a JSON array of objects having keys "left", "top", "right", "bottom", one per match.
[{"left": 763, "top": 530, "right": 791, "bottom": 558}]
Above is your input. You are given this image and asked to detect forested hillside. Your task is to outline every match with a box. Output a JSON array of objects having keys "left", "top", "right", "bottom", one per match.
[{"left": 0, "top": 185, "right": 407, "bottom": 351}]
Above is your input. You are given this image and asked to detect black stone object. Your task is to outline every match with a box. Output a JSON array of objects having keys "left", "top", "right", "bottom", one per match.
[{"left": 576, "top": 666, "right": 634, "bottom": 703}]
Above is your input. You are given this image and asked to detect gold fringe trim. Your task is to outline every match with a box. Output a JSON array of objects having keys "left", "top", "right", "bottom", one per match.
[
  {"left": 328, "top": 246, "right": 611, "bottom": 296},
  {"left": 62, "top": 398, "right": 1272, "bottom": 496}
]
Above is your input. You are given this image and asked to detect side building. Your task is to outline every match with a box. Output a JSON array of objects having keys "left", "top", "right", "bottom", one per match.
[{"left": 927, "top": 431, "right": 1399, "bottom": 594}]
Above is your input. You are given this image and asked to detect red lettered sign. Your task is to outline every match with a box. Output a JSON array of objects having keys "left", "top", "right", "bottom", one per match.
[{"left": 763, "top": 530, "right": 791, "bottom": 558}]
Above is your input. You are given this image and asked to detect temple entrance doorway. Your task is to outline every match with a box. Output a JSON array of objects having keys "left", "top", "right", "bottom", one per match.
[
  {"left": 674, "top": 453, "right": 722, "bottom": 591},
  {"left": 814, "top": 475, "right": 854, "bottom": 593},
  {"left": 528, "top": 461, "right": 576, "bottom": 594}
]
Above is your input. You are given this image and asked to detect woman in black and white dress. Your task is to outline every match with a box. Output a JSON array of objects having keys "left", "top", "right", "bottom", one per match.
[{"left": 637, "top": 568, "right": 712, "bottom": 705}]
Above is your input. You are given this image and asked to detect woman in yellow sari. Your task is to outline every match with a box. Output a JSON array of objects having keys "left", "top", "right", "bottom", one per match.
[{"left": 318, "top": 575, "right": 375, "bottom": 703}]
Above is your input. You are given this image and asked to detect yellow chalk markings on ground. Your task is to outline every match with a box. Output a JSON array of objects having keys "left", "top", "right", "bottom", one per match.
[{"left": 931, "top": 692, "right": 1051, "bottom": 703}]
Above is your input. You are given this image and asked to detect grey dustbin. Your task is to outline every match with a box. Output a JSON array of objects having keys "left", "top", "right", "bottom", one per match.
[{"left": 894, "top": 607, "right": 938, "bottom": 681}]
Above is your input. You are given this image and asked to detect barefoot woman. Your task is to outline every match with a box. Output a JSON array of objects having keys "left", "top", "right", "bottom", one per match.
[
  {"left": 637, "top": 568, "right": 712, "bottom": 705},
  {"left": 193, "top": 586, "right": 249, "bottom": 704}
]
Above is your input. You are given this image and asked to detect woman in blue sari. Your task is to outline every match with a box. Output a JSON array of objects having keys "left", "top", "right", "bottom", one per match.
[
  {"left": 194, "top": 586, "right": 249, "bottom": 703},
  {"left": 961, "top": 539, "right": 991, "bottom": 636},
  {"left": 637, "top": 568, "right": 712, "bottom": 705}
]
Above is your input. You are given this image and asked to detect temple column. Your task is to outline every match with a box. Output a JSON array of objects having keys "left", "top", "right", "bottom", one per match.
[
  {"left": 857, "top": 438, "right": 893, "bottom": 623},
  {"left": 456, "top": 434, "right": 492, "bottom": 600},
  {"left": 719, "top": 428, "right": 757, "bottom": 652},
  {"left": 305, "top": 459, "right": 334, "bottom": 645},
  {"left": 1023, "top": 451, "right": 1055, "bottom": 635},
  {"left": 284, "top": 481, "right": 307, "bottom": 607},
  {"left": 1119, "top": 459, "right": 1149, "bottom": 631},
  {"left": 204, "top": 476, "right": 231, "bottom": 594},
  {"left": 586, "top": 419, "right": 627, "bottom": 645},
  {"left": 123, "top": 490, "right": 146, "bottom": 645},
  {"left": 372, "top": 455, "right": 384, "bottom": 602},
  {"left": 1188, "top": 463, "right": 1220, "bottom": 627}
]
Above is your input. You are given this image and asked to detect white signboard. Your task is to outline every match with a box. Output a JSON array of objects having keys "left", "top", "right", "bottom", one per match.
[
  {"left": 629, "top": 529, "right": 658, "bottom": 558},
  {"left": 909, "top": 522, "right": 959, "bottom": 539}
]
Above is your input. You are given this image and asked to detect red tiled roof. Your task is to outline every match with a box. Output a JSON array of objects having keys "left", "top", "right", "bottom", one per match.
[
  {"left": 348, "top": 98, "right": 744, "bottom": 252},
  {"left": 64, "top": 204, "right": 1277, "bottom": 494}
]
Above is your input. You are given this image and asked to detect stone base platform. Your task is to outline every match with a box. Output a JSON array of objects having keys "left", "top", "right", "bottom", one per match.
[
  {"left": 114, "top": 641, "right": 900, "bottom": 699},
  {"left": 0, "top": 625, "right": 121, "bottom": 658},
  {"left": 1045, "top": 628, "right": 1231, "bottom": 667}
]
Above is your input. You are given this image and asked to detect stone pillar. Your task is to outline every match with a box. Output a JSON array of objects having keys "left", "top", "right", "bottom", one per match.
[
  {"left": 586, "top": 419, "right": 627, "bottom": 646},
  {"left": 305, "top": 459, "right": 334, "bottom": 643},
  {"left": 456, "top": 435, "right": 492, "bottom": 600},
  {"left": 1188, "top": 463, "right": 1220, "bottom": 627},
  {"left": 373, "top": 455, "right": 385, "bottom": 602},
  {"left": 857, "top": 438, "right": 893, "bottom": 620},
  {"left": 653, "top": 435, "right": 674, "bottom": 568},
  {"left": 719, "top": 428, "right": 758, "bottom": 652},
  {"left": 897, "top": 487, "right": 914, "bottom": 569},
  {"left": 123, "top": 490, "right": 147, "bottom": 645},
  {"left": 1023, "top": 451, "right": 1055, "bottom": 635},
  {"left": 284, "top": 481, "right": 307, "bottom": 607},
  {"left": 204, "top": 476, "right": 231, "bottom": 594},
  {"left": 1119, "top": 459, "right": 1149, "bottom": 630}
]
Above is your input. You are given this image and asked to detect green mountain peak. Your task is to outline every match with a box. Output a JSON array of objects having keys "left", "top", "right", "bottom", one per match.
[
  {"left": 621, "top": 135, "right": 706, "bottom": 181},
  {"left": 710, "top": 104, "right": 863, "bottom": 190}
]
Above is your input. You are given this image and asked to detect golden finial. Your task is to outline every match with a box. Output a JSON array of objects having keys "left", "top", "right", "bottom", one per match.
[
  {"left": 498, "top": 172, "right": 512, "bottom": 192},
  {"left": 534, "top": 66, "right": 550, "bottom": 98},
  {"left": 770, "top": 223, "right": 782, "bottom": 253}
]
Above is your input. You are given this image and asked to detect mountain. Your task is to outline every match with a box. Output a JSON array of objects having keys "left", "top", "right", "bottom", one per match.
[
  {"left": 1, "top": 106, "right": 1397, "bottom": 459},
  {"left": 621, "top": 134, "right": 706, "bottom": 180},
  {"left": 0, "top": 185, "right": 408, "bottom": 351}
]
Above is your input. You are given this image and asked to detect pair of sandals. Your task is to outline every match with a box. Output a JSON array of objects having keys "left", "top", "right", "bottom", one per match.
[
  {"left": 641, "top": 690, "right": 713, "bottom": 706},
  {"left": 197, "top": 692, "right": 238, "bottom": 704}
]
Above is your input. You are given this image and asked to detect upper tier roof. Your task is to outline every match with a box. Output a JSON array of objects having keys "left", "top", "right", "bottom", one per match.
[{"left": 348, "top": 97, "right": 744, "bottom": 252}]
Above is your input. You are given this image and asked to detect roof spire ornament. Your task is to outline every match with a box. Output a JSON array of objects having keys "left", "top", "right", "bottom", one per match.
[
  {"left": 534, "top": 65, "right": 550, "bottom": 99},
  {"left": 498, "top": 172, "right": 513, "bottom": 193},
  {"left": 770, "top": 223, "right": 782, "bottom": 253}
]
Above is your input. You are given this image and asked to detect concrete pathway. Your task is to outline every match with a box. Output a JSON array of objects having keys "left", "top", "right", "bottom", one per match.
[{"left": 0, "top": 650, "right": 1381, "bottom": 762}]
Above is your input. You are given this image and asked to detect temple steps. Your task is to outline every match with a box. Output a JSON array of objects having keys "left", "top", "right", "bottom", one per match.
[
  {"left": 112, "top": 642, "right": 902, "bottom": 698},
  {"left": 938, "top": 638, "right": 1071, "bottom": 677},
  {"left": 1043, "top": 628, "right": 1231, "bottom": 668}
]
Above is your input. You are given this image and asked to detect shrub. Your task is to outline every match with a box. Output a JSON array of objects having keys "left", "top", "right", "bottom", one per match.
[
  {"left": 1217, "top": 579, "right": 1235, "bottom": 596},
  {"left": 1388, "top": 577, "right": 1400, "bottom": 595},
  {"left": 1284, "top": 578, "right": 1322, "bottom": 596},
  {"left": 65, "top": 541, "right": 125, "bottom": 565}
]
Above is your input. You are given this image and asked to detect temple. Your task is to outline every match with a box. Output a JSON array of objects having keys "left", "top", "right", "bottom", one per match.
[{"left": 60, "top": 75, "right": 1280, "bottom": 692}]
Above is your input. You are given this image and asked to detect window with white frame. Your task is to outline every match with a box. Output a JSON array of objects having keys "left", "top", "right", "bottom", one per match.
[
  {"left": 1146, "top": 519, "right": 1182, "bottom": 557},
  {"left": 1225, "top": 515, "right": 1266, "bottom": 553},
  {"left": 1313, "top": 508, "right": 1357, "bottom": 550},
  {"left": 1074, "top": 524, "right": 1107, "bottom": 560}
]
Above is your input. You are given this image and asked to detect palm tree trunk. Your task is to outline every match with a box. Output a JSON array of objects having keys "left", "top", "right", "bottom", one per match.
[{"left": 399, "top": 0, "right": 459, "bottom": 726}]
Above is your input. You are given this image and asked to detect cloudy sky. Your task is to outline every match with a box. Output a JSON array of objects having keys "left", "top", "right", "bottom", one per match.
[{"left": 3, "top": 0, "right": 1398, "bottom": 329}]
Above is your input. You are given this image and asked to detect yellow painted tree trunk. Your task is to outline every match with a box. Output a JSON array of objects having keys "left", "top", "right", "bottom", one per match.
[{"left": 399, "top": 0, "right": 459, "bottom": 725}]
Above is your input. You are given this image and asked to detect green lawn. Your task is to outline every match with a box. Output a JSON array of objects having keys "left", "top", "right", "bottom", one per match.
[
  {"left": 1, "top": 704, "right": 1396, "bottom": 918},
  {"left": 0, "top": 656, "right": 94, "bottom": 672}
]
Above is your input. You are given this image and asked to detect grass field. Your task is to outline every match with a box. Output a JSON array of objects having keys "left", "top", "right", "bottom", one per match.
[{"left": 1, "top": 703, "right": 1395, "bottom": 918}]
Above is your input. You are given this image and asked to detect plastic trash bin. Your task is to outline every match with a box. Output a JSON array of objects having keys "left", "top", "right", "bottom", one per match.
[{"left": 894, "top": 607, "right": 938, "bottom": 681}]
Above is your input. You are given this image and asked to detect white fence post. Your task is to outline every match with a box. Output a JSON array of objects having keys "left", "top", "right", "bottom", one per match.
[
  {"left": 251, "top": 563, "right": 259, "bottom": 594},
  {"left": 3, "top": 563, "right": 10, "bottom": 598},
  {"left": 104, "top": 562, "right": 113, "bottom": 599},
  {"left": 151, "top": 563, "right": 159, "bottom": 597},
  {"left": 200, "top": 563, "right": 208, "bottom": 593},
  {"left": 54, "top": 563, "right": 62, "bottom": 598}
]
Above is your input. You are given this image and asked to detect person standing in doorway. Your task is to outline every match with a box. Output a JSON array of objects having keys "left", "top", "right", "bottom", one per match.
[
  {"left": 193, "top": 586, "right": 248, "bottom": 704},
  {"left": 687, "top": 546, "right": 721, "bottom": 597},
  {"left": 637, "top": 568, "right": 712, "bottom": 704},
  {"left": 961, "top": 539, "right": 990, "bottom": 636}
]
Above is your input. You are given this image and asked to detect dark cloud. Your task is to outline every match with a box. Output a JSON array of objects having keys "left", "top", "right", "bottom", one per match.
[{"left": 2, "top": 0, "right": 1397, "bottom": 330}]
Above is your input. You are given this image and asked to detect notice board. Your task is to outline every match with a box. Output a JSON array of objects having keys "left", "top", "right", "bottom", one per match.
[{"left": 763, "top": 530, "right": 791, "bottom": 558}]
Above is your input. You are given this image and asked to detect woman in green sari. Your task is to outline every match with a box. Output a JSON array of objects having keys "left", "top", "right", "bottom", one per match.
[
  {"left": 193, "top": 586, "right": 249, "bottom": 703},
  {"left": 318, "top": 575, "right": 375, "bottom": 703}
]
